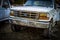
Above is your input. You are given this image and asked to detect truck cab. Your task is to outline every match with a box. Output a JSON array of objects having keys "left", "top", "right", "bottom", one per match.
[{"left": 0, "top": 0, "right": 10, "bottom": 21}]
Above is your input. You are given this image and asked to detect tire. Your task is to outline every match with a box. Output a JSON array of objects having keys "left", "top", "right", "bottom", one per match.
[
  {"left": 11, "top": 24, "right": 26, "bottom": 32},
  {"left": 50, "top": 21, "right": 60, "bottom": 40},
  {"left": 11, "top": 24, "right": 16, "bottom": 32},
  {"left": 49, "top": 22, "right": 58, "bottom": 39},
  {"left": 43, "top": 19, "right": 58, "bottom": 39},
  {"left": 11, "top": 24, "right": 20, "bottom": 32}
]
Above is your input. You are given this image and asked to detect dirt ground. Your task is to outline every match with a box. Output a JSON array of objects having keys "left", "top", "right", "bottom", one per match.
[{"left": 0, "top": 21, "right": 60, "bottom": 40}]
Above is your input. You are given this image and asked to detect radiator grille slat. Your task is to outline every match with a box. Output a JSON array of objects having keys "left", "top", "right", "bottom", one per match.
[{"left": 19, "top": 11, "right": 37, "bottom": 19}]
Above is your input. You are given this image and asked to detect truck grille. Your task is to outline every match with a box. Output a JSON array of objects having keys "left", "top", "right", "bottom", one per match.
[{"left": 19, "top": 11, "right": 38, "bottom": 19}]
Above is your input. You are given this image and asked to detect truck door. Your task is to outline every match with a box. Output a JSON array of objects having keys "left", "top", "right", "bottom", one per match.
[
  {"left": 0, "top": 0, "right": 10, "bottom": 20},
  {"left": 0, "top": 0, "right": 5, "bottom": 19},
  {"left": 2, "top": 0, "right": 10, "bottom": 18}
]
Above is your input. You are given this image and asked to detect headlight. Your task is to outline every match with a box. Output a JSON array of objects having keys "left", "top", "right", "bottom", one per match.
[
  {"left": 10, "top": 11, "right": 19, "bottom": 16},
  {"left": 10, "top": 11, "right": 14, "bottom": 16},
  {"left": 39, "top": 13, "right": 49, "bottom": 20}
]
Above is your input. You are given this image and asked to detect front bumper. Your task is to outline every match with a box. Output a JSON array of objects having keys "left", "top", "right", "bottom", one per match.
[{"left": 10, "top": 16, "right": 50, "bottom": 28}]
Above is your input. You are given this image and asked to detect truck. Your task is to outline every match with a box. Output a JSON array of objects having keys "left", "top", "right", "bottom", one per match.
[
  {"left": 0, "top": 0, "right": 10, "bottom": 22},
  {"left": 10, "top": 0, "right": 60, "bottom": 38}
]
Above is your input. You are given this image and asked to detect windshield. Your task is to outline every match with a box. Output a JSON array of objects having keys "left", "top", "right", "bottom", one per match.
[{"left": 24, "top": 0, "right": 53, "bottom": 8}]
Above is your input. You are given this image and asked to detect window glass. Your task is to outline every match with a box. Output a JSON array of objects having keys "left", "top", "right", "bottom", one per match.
[
  {"left": 34, "top": 1, "right": 40, "bottom": 5},
  {"left": 33, "top": 1, "right": 52, "bottom": 7},
  {"left": 24, "top": 1, "right": 33, "bottom": 6},
  {"left": 24, "top": 0, "right": 53, "bottom": 8},
  {"left": 3, "top": 0, "right": 9, "bottom": 5},
  {"left": 2, "top": 0, "right": 10, "bottom": 8}
]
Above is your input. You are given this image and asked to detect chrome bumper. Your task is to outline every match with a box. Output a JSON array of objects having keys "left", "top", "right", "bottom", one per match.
[{"left": 11, "top": 16, "right": 50, "bottom": 28}]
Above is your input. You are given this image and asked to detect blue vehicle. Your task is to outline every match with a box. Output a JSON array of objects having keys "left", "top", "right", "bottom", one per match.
[{"left": 0, "top": 0, "right": 10, "bottom": 21}]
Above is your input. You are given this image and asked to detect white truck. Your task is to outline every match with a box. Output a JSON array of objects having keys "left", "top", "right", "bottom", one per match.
[{"left": 10, "top": 0, "right": 60, "bottom": 37}]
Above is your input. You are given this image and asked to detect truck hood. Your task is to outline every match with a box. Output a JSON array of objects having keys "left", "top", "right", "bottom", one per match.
[{"left": 11, "top": 6, "right": 53, "bottom": 12}]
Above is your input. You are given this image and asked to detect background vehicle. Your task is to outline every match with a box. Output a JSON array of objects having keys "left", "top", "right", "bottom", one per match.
[
  {"left": 10, "top": 0, "right": 60, "bottom": 38},
  {"left": 0, "top": 0, "right": 10, "bottom": 21}
]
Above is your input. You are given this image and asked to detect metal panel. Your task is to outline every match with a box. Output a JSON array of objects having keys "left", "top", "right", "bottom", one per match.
[
  {"left": 0, "top": 8, "right": 5, "bottom": 19},
  {"left": 4, "top": 8, "right": 10, "bottom": 18}
]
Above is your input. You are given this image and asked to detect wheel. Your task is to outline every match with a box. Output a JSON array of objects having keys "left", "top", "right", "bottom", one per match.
[
  {"left": 11, "top": 24, "right": 20, "bottom": 32},
  {"left": 11, "top": 24, "right": 15, "bottom": 32},
  {"left": 50, "top": 21, "right": 60, "bottom": 40},
  {"left": 43, "top": 19, "right": 58, "bottom": 39},
  {"left": 11, "top": 24, "right": 26, "bottom": 32}
]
